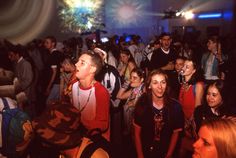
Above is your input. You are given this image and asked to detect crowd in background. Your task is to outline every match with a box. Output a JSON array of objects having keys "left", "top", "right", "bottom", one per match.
[{"left": 0, "top": 31, "right": 236, "bottom": 158}]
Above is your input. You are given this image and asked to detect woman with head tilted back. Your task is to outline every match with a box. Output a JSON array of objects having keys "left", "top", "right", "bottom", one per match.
[
  {"left": 133, "top": 69, "right": 184, "bottom": 158},
  {"left": 178, "top": 59, "right": 205, "bottom": 157},
  {"left": 194, "top": 80, "right": 236, "bottom": 132},
  {"left": 193, "top": 117, "right": 236, "bottom": 158}
]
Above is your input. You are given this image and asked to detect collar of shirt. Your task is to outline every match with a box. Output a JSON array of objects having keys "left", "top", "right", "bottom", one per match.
[
  {"left": 161, "top": 47, "right": 170, "bottom": 54},
  {"left": 50, "top": 48, "right": 57, "bottom": 53}
]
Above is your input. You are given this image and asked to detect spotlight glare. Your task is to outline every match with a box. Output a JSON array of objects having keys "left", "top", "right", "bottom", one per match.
[
  {"left": 107, "top": 0, "right": 146, "bottom": 27},
  {"left": 184, "top": 11, "right": 194, "bottom": 20},
  {"left": 176, "top": 12, "right": 181, "bottom": 17},
  {"left": 118, "top": 5, "right": 135, "bottom": 19},
  {"left": 198, "top": 13, "right": 222, "bottom": 19}
]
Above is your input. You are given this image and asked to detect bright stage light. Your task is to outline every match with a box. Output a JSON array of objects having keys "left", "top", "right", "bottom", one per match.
[
  {"left": 58, "top": 0, "right": 104, "bottom": 33},
  {"left": 184, "top": 11, "right": 194, "bottom": 20},
  {"left": 176, "top": 12, "right": 181, "bottom": 17},
  {"left": 198, "top": 13, "right": 222, "bottom": 19}
]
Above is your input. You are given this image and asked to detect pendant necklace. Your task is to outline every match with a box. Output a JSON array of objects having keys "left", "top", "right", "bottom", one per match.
[{"left": 77, "top": 81, "right": 94, "bottom": 112}]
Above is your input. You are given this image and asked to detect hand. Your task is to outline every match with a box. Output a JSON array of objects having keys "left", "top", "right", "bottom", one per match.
[
  {"left": 216, "top": 43, "right": 223, "bottom": 61},
  {"left": 122, "top": 80, "right": 130, "bottom": 90}
]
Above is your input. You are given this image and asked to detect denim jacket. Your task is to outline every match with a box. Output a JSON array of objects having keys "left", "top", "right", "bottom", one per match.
[{"left": 201, "top": 52, "right": 219, "bottom": 77}]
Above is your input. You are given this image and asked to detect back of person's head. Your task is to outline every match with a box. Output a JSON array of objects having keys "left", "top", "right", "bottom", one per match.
[
  {"left": 61, "top": 57, "right": 75, "bottom": 66},
  {"left": 202, "top": 117, "right": 236, "bottom": 158},
  {"left": 7, "top": 44, "right": 24, "bottom": 57}
]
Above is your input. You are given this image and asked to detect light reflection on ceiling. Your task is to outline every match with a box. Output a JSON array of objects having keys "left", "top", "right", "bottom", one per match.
[
  {"left": 106, "top": 0, "right": 148, "bottom": 27},
  {"left": 58, "top": 0, "right": 105, "bottom": 34}
]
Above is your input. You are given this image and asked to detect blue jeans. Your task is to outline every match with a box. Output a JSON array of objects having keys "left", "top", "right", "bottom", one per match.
[{"left": 46, "top": 84, "right": 60, "bottom": 104}]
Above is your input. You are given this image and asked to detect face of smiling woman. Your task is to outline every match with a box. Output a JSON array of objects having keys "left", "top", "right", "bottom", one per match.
[
  {"left": 193, "top": 126, "right": 218, "bottom": 158},
  {"left": 150, "top": 74, "right": 167, "bottom": 99},
  {"left": 206, "top": 85, "right": 223, "bottom": 108}
]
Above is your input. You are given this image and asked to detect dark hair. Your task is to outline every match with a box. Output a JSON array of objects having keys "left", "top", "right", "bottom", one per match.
[
  {"left": 175, "top": 56, "right": 187, "bottom": 62},
  {"left": 7, "top": 44, "right": 25, "bottom": 57},
  {"left": 207, "top": 80, "right": 226, "bottom": 102},
  {"left": 45, "top": 36, "right": 57, "bottom": 47},
  {"left": 81, "top": 51, "right": 103, "bottom": 75},
  {"left": 185, "top": 59, "right": 204, "bottom": 85},
  {"left": 131, "top": 68, "right": 146, "bottom": 80},
  {"left": 120, "top": 49, "right": 135, "bottom": 63},
  {"left": 208, "top": 36, "right": 219, "bottom": 44},
  {"left": 159, "top": 32, "right": 172, "bottom": 39}
]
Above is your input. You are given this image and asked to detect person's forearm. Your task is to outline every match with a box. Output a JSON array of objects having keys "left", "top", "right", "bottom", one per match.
[
  {"left": 47, "top": 69, "right": 57, "bottom": 90},
  {"left": 119, "top": 64, "right": 127, "bottom": 76},
  {"left": 117, "top": 80, "right": 131, "bottom": 99},
  {"left": 166, "top": 131, "right": 180, "bottom": 158},
  {"left": 134, "top": 123, "right": 144, "bottom": 158}
]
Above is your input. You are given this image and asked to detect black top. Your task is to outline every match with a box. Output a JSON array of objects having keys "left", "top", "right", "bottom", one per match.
[
  {"left": 134, "top": 93, "right": 184, "bottom": 158},
  {"left": 148, "top": 48, "right": 177, "bottom": 71},
  {"left": 194, "top": 104, "right": 236, "bottom": 132},
  {"left": 45, "top": 50, "right": 63, "bottom": 85},
  {"left": 95, "top": 63, "right": 121, "bottom": 101},
  {"left": 168, "top": 70, "right": 181, "bottom": 99}
]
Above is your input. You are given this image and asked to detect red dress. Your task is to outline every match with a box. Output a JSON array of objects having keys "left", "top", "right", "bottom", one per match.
[{"left": 179, "top": 84, "right": 195, "bottom": 119}]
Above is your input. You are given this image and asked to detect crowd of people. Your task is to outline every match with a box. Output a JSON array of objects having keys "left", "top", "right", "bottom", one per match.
[{"left": 0, "top": 32, "right": 236, "bottom": 158}]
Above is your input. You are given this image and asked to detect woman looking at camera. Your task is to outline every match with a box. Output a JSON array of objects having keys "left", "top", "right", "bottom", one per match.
[
  {"left": 194, "top": 80, "right": 236, "bottom": 132},
  {"left": 134, "top": 69, "right": 184, "bottom": 158}
]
